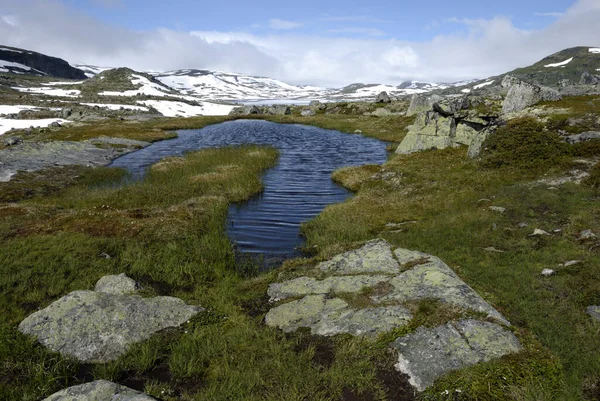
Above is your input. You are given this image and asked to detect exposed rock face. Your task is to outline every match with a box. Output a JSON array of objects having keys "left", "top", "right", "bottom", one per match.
[
  {"left": 0, "top": 46, "right": 88, "bottom": 79},
  {"left": 42, "top": 380, "right": 157, "bottom": 401},
  {"left": 301, "top": 109, "right": 316, "bottom": 116},
  {"left": 19, "top": 274, "right": 202, "bottom": 363},
  {"left": 0, "top": 136, "right": 150, "bottom": 182},
  {"left": 580, "top": 71, "right": 600, "bottom": 86},
  {"left": 397, "top": 94, "right": 498, "bottom": 157},
  {"left": 371, "top": 108, "right": 392, "bottom": 117},
  {"left": 230, "top": 105, "right": 291, "bottom": 116},
  {"left": 501, "top": 75, "right": 562, "bottom": 114},
  {"left": 565, "top": 131, "right": 600, "bottom": 144},
  {"left": 265, "top": 240, "right": 510, "bottom": 337},
  {"left": 376, "top": 91, "right": 391, "bottom": 103},
  {"left": 392, "top": 320, "right": 522, "bottom": 391}
]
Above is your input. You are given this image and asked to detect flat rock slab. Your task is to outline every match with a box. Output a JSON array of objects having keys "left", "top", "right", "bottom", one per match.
[
  {"left": 588, "top": 306, "right": 600, "bottom": 322},
  {"left": 19, "top": 276, "right": 202, "bottom": 363},
  {"left": 317, "top": 239, "right": 402, "bottom": 276},
  {"left": 265, "top": 294, "right": 412, "bottom": 337},
  {"left": 43, "top": 380, "right": 156, "bottom": 401},
  {"left": 392, "top": 320, "right": 522, "bottom": 391}
]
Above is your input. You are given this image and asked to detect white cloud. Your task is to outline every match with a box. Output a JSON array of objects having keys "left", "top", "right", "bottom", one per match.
[
  {"left": 0, "top": 0, "right": 599, "bottom": 87},
  {"left": 268, "top": 19, "right": 303, "bottom": 30}
]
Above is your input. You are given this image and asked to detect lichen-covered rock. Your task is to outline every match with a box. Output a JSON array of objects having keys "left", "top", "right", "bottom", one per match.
[
  {"left": 265, "top": 294, "right": 412, "bottom": 336},
  {"left": 565, "top": 131, "right": 600, "bottom": 144},
  {"left": 19, "top": 281, "right": 202, "bottom": 363},
  {"left": 371, "top": 108, "right": 392, "bottom": 117},
  {"left": 502, "top": 76, "right": 562, "bottom": 114},
  {"left": 94, "top": 273, "right": 140, "bottom": 295},
  {"left": 317, "top": 239, "right": 402, "bottom": 275},
  {"left": 392, "top": 320, "right": 522, "bottom": 391},
  {"left": 375, "top": 91, "right": 391, "bottom": 103},
  {"left": 301, "top": 109, "right": 316, "bottom": 116},
  {"left": 407, "top": 94, "right": 443, "bottom": 116},
  {"left": 42, "top": 380, "right": 157, "bottom": 401},
  {"left": 395, "top": 112, "right": 456, "bottom": 154},
  {"left": 587, "top": 305, "right": 600, "bottom": 322},
  {"left": 580, "top": 71, "right": 599, "bottom": 86}
]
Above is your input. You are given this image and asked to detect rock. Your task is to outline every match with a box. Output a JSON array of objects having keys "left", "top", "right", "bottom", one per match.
[
  {"left": 354, "top": 129, "right": 363, "bottom": 134},
  {"left": 407, "top": 94, "right": 443, "bottom": 117},
  {"left": 265, "top": 294, "right": 412, "bottom": 337},
  {"left": 4, "top": 136, "right": 22, "bottom": 147},
  {"left": 565, "top": 131, "right": 600, "bottom": 144},
  {"left": 371, "top": 108, "right": 392, "bottom": 117},
  {"left": 587, "top": 306, "right": 600, "bottom": 322},
  {"left": 50, "top": 121, "right": 62, "bottom": 128},
  {"left": 580, "top": 72, "right": 600, "bottom": 86},
  {"left": 19, "top": 276, "right": 203, "bottom": 363},
  {"left": 560, "top": 260, "right": 582, "bottom": 267},
  {"left": 579, "top": 229, "right": 597, "bottom": 240},
  {"left": 94, "top": 273, "right": 140, "bottom": 295},
  {"left": 42, "top": 380, "right": 157, "bottom": 401},
  {"left": 530, "top": 229, "right": 551, "bottom": 236},
  {"left": 483, "top": 247, "right": 505, "bottom": 253},
  {"left": 268, "top": 275, "right": 390, "bottom": 302},
  {"left": 518, "top": 222, "right": 529, "bottom": 228},
  {"left": 317, "top": 239, "right": 402, "bottom": 276},
  {"left": 502, "top": 76, "right": 562, "bottom": 114},
  {"left": 541, "top": 269, "right": 556, "bottom": 277},
  {"left": 489, "top": 206, "right": 506, "bottom": 213},
  {"left": 392, "top": 320, "right": 521, "bottom": 391},
  {"left": 301, "top": 109, "right": 316, "bottom": 117},
  {"left": 267, "top": 105, "right": 291, "bottom": 116},
  {"left": 376, "top": 91, "right": 391, "bottom": 103},
  {"left": 309, "top": 100, "right": 321, "bottom": 108},
  {"left": 395, "top": 112, "right": 455, "bottom": 154}
]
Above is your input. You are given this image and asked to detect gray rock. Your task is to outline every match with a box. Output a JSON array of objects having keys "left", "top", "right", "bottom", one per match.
[
  {"left": 560, "top": 260, "right": 582, "bottom": 267},
  {"left": 502, "top": 76, "right": 562, "bottom": 114},
  {"left": 530, "top": 229, "right": 551, "bottom": 236},
  {"left": 565, "top": 131, "right": 600, "bottom": 144},
  {"left": 301, "top": 109, "right": 316, "bottom": 117},
  {"left": 4, "top": 136, "right": 22, "bottom": 147},
  {"left": 587, "top": 306, "right": 600, "bottom": 322},
  {"left": 371, "top": 108, "right": 392, "bottom": 117},
  {"left": 392, "top": 320, "right": 522, "bottom": 391},
  {"left": 266, "top": 105, "right": 291, "bottom": 116},
  {"left": 265, "top": 294, "right": 412, "bottom": 337},
  {"left": 407, "top": 94, "right": 443, "bottom": 116},
  {"left": 541, "top": 269, "right": 556, "bottom": 277},
  {"left": 94, "top": 273, "right": 140, "bottom": 296},
  {"left": 580, "top": 72, "right": 600, "bottom": 86},
  {"left": 317, "top": 239, "right": 402, "bottom": 276},
  {"left": 50, "top": 121, "right": 62, "bottom": 128},
  {"left": 376, "top": 91, "right": 391, "bottom": 103},
  {"left": 42, "top": 380, "right": 156, "bottom": 401},
  {"left": 19, "top": 284, "right": 202, "bottom": 363},
  {"left": 579, "top": 229, "right": 597, "bottom": 240},
  {"left": 61, "top": 108, "right": 72, "bottom": 119},
  {"left": 489, "top": 206, "right": 506, "bottom": 213},
  {"left": 518, "top": 222, "right": 529, "bottom": 228}
]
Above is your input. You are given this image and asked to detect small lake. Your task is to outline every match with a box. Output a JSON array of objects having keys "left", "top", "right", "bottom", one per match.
[{"left": 110, "top": 120, "right": 388, "bottom": 263}]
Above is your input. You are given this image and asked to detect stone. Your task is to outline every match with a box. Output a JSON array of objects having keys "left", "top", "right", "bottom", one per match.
[
  {"left": 580, "top": 72, "right": 600, "bottom": 86},
  {"left": 267, "top": 105, "right": 291, "bottom": 116},
  {"left": 541, "top": 269, "right": 556, "bottom": 277},
  {"left": 42, "top": 380, "right": 156, "bottom": 401},
  {"left": 19, "top": 278, "right": 203, "bottom": 363},
  {"left": 565, "top": 131, "right": 600, "bottom": 144},
  {"left": 354, "top": 129, "right": 363, "bottom": 134},
  {"left": 376, "top": 91, "right": 391, "bottom": 103},
  {"left": 301, "top": 109, "right": 316, "bottom": 117},
  {"left": 502, "top": 76, "right": 562, "bottom": 114},
  {"left": 392, "top": 320, "right": 521, "bottom": 391},
  {"left": 371, "top": 108, "right": 392, "bottom": 117},
  {"left": 530, "top": 229, "right": 550, "bottom": 236},
  {"left": 579, "top": 229, "right": 597, "bottom": 240},
  {"left": 94, "top": 273, "right": 140, "bottom": 295},
  {"left": 489, "top": 206, "right": 506, "bottom": 213},
  {"left": 265, "top": 294, "right": 412, "bottom": 337},
  {"left": 4, "top": 136, "right": 22, "bottom": 147},
  {"left": 50, "top": 121, "right": 62, "bottom": 128},
  {"left": 407, "top": 94, "right": 443, "bottom": 116},
  {"left": 560, "top": 260, "right": 582, "bottom": 267},
  {"left": 60, "top": 108, "right": 72, "bottom": 119},
  {"left": 317, "top": 239, "right": 402, "bottom": 276},
  {"left": 518, "top": 222, "right": 529, "bottom": 228},
  {"left": 587, "top": 306, "right": 600, "bottom": 322},
  {"left": 376, "top": 254, "right": 509, "bottom": 325},
  {"left": 395, "top": 112, "right": 456, "bottom": 154},
  {"left": 483, "top": 247, "right": 505, "bottom": 253}
]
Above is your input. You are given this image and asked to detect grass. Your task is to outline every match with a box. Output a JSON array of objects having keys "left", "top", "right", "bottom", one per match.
[{"left": 1, "top": 105, "right": 600, "bottom": 400}]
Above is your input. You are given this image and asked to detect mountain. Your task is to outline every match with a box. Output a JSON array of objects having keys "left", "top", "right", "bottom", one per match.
[{"left": 0, "top": 46, "right": 87, "bottom": 80}]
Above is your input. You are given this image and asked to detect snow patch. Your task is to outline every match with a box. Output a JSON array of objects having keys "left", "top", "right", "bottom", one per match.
[
  {"left": 11, "top": 87, "right": 81, "bottom": 98},
  {"left": 461, "top": 89, "right": 471, "bottom": 93},
  {"left": 474, "top": 80, "right": 494, "bottom": 89},
  {"left": 0, "top": 118, "right": 67, "bottom": 135},
  {"left": 589, "top": 48, "right": 600, "bottom": 54},
  {"left": 100, "top": 74, "right": 173, "bottom": 97},
  {"left": 80, "top": 103, "right": 149, "bottom": 111},
  {"left": 544, "top": 57, "right": 573, "bottom": 68},
  {"left": 0, "top": 47, "right": 23, "bottom": 53},
  {"left": 0, "top": 105, "right": 51, "bottom": 115},
  {"left": 0, "top": 60, "right": 31, "bottom": 71},
  {"left": 138, "top": 100, "right": 234, "bottom": 117},
  {"left": 42, "top": 81, "right": 85, "bottom": 86}
]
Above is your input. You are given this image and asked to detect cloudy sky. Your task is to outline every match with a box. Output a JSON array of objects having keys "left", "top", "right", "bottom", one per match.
[{"left": 1, "top": 0, "right": 599, "bottom": 87}]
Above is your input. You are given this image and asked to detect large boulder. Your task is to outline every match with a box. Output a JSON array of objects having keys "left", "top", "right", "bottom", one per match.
[
  {"left": 267, "top": 105, "right": 291, "bottom": 116},
  {"left": 406, "top": 94, "right": 443, "bottom": 116},
  {"left": 501, "top": 75, "right": 562, "bottom": 114},
  {"left": 19, "top": 274, "right": 203, "bottom": 363},
  {"left": 580, "top": 72, "right": 600, "bottom": 86},
  {"left": 42, "top": 380, "right": 156, "bottom": 401},
  {"left": 375, "top": 91, "right": 391, "bottom": 103}
]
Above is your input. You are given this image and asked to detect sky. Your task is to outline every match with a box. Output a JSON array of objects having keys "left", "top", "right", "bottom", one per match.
[{"left": 0, "top": 0, "right": 599, "bottom": 87}]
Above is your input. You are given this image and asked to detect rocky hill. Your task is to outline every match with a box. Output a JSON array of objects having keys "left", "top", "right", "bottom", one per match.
[{"left": 0, "top": 46, "right": 87, "bottom": 80}]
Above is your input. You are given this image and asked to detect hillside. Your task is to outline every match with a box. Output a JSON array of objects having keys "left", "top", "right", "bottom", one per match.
[{"left": 0, "top": 46, "right": 87, "bottom": 80}]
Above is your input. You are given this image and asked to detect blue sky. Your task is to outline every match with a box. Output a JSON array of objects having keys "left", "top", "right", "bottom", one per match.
[
  {"left": 1, "top": 0, "right": 598, "bottom": 86},
  {"left": 67, "top": 0, "right": 572, "bottom": 40}
]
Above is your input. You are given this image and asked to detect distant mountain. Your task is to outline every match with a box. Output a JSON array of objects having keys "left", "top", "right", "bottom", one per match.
[{"left": 0, "top": 46, "right": 87, "bottom": 80}]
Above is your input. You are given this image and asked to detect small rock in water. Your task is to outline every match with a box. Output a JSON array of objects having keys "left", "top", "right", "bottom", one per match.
[
  {"left": 489, "top": 206, "right": 506, "bottom": 213},
  {"left": 530, "top": 229, "right": 550, "bottom": 237},
  {"left": 579, "top": 229, "right": 597, "bottom": 240},
  {"left": 541, "top": 269, "right": 556, "bottom": 277},
  {"left": 354, "top": 129, "right": 363, "bottom": 134}
]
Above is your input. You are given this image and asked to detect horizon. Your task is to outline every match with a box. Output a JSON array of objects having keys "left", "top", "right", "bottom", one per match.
[{"left": 1, "top": 0, "right": 599, "bottom": 87}]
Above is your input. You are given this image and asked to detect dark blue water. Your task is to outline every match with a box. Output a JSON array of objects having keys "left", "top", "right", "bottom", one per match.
[{"left": 110, "top": 120, "right": 388, "bottom": 261}]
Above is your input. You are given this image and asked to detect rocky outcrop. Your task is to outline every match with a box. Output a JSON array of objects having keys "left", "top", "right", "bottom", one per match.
[
  {"left": 229, "top": 105, "right": 291, "bottom": 116},
  {"left": 42, "top": 380, "right": 156, "bottom": 401},
  {"left": 501, "top": 75, "right": 562, "bottom": 114},
  {"left": 0, "top": 136, "right": 150, "bottom": 182},
  {"left": 19, "top": 274, "right": 202, "bottom": 363},
  {"left": 397, "top": 94, "right": 498, "bottom": 157},
  {"left": 565, "top": 131, "right": 600, "bottom": 144},
  {"left": 375, "top": 91, "right": 391, "bottom": 103},
  {"left": 580, "top": 71, "right": 600, "bottom": 86},
  {"left": 392, "top": 320, "right": 522, "bottom": 391},
  {"left": 0, "top": 46, "right": 87, "bottom": 79}
]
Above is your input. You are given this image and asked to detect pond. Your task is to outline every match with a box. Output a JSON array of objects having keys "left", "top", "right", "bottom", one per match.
[{"left": 110, "top": 120, "right": 389, "bottom": 264}]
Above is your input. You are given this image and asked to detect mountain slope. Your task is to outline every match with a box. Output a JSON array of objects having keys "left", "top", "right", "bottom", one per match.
[{"left": 0, "top": 46, "right": 87, "bottom": 80}]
